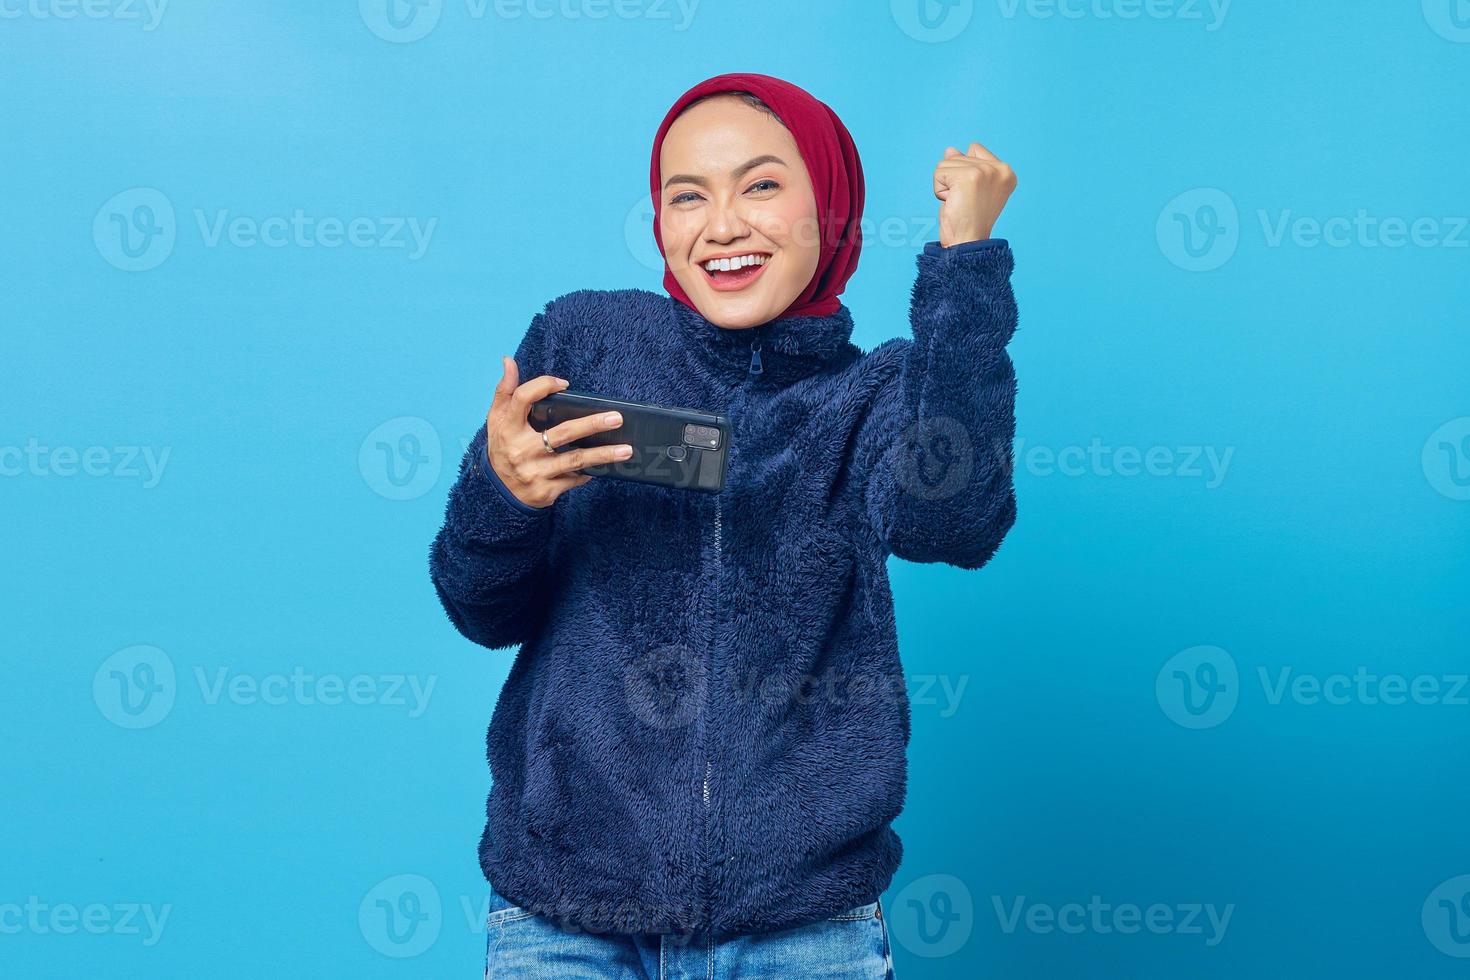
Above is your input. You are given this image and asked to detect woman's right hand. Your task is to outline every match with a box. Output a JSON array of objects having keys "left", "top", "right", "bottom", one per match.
[{"left": 485, "top": 355, "right": 632, "bottom": 509}]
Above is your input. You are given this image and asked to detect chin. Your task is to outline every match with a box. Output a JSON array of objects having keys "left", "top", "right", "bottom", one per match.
[
  {"left": 701, "top": 301, "right": 769, "bottom": 330},
  {"left": 683, "top": 283, "right": 779, "bottom": 330}
]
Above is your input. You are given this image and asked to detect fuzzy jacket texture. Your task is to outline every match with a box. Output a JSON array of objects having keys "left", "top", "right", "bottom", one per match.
[{"left": 428, "top": 238, "right": 1019, "bottom": 939}]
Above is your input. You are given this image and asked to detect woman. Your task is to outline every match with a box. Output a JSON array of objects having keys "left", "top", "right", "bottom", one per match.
[{"left": 429, "top": 71, "right": 1019, "bottom": 978}]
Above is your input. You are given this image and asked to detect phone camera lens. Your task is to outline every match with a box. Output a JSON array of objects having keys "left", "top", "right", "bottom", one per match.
[{"left": 682, "top": 423, "right": 720, "bottom": 450}]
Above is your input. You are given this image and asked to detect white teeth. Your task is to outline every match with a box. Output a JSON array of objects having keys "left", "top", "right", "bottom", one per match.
[{"left": 703, "top": 254, "right": 768, "bottom": 272}]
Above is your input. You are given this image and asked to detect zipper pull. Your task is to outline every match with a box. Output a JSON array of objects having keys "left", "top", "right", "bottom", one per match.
[{"left": 748, "top": 338, "right": 763, "bottom": 375}]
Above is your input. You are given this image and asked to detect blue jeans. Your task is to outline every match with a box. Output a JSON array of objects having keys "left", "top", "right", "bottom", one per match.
[{"left": 483, "top": 883, "right": 896, "bottom": 979}]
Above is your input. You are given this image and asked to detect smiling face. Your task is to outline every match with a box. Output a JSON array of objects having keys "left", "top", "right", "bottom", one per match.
[{"left": 658, "top": 95, "right": 821, "bottom": 329}]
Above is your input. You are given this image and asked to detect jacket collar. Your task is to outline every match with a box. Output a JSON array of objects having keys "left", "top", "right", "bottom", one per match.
[{"left": 670, "top": 296, "right": 857, "bottom": 387}]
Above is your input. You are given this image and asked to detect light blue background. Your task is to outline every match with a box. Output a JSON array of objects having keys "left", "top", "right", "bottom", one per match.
[{"left": 4, "top": 1, "right": 1468, "bottom": 976}]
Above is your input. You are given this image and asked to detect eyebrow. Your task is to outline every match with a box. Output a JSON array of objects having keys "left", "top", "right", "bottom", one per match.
[{"left": 663, "top": 154, "right": 788, "bottom": 191}]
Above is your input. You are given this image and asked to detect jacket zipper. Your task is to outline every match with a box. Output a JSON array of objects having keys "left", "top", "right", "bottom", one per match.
[
  {"left": 699, "top": 326, "right": 763, "bottom": 928},
  {"left": 703, "top": 497, "right": 721, "bottom": 813}
]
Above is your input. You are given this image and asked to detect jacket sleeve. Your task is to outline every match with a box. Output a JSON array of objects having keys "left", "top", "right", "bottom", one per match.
[
  {"left": 857, "top": 239, "right": 1019, "bottom": 569},
  {"left": 427, "top": 307, "right": 560, "bottom": 650}
]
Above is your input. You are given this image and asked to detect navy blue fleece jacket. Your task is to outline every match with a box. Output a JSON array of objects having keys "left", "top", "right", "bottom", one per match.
[{"left": 428, "top": 238, "right": 1018, "bottom": 938}]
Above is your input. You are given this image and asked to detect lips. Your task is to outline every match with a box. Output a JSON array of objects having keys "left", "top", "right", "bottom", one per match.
[{"left": 701, "top": 255, "right": 770, "bottom": 293}]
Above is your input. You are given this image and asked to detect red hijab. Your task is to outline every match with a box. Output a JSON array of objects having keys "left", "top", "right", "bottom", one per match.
[{"left": 648, "top": 72, "right": 865, "bottom": 320}]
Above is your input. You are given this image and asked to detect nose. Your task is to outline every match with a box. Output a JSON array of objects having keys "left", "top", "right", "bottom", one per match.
[{"left": 704, "top": 194, "right": 750, "bottom": 244}]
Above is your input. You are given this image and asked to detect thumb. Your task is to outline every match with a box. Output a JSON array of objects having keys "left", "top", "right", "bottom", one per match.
[{"left": 490, "top": 355, "right": 519, "bottom": 416}]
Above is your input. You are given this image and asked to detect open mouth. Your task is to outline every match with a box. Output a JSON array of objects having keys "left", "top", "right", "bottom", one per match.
[{"left": 700, "top": 252, "right": 770, "bottom": 292}]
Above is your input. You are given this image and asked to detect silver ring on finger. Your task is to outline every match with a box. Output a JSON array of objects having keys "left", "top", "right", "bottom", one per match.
[{"left": 542, "top": 430, "right": 556, "bottom": 454}]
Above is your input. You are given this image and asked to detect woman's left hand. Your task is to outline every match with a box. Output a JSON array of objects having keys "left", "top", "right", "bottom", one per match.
[{"left": 933, "top": 140, "right": 1017, "bottom": 246}]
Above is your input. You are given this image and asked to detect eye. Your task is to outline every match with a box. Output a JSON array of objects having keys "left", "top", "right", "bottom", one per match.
[
  {"left": 669, "top": 191, "right": 701, "bottom": 206},
  {"left": 747, "top": 179, "right": 780, "bottom": 194}
]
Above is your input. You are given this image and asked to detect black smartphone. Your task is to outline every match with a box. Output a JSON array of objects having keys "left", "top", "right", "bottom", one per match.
[{"left": 528, "top": 390, "right": 730, "bottom": 494}]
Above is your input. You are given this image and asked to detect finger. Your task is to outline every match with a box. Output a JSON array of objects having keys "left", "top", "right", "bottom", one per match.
[
  {"left": 509, "top": 373, "right": 569, "bottom": 424},
  {"left": 488, "top": 355, "right": 519, "bottom": 421},
  {"left": 541, "top": 442, "right": 633, "bottom": 478},
  {"left": 543, "top": 410, "right": 623, "bottom": 450},
  {"left": 967, "top": 140, "right": 999, "bottom": 162},
  {"left": 545, "top": 471, "right": 594, "bottom": 498},
  {"left": 934, "top": 161, "right": 970, "bottom": 199},
  {"left": 944, "top": 146, "right": 962, "bottom": 159}
]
